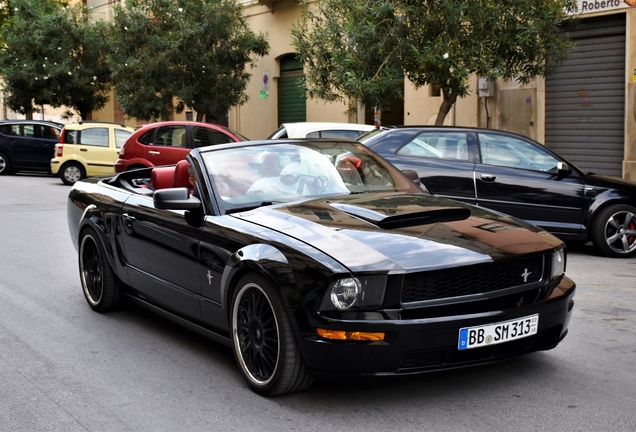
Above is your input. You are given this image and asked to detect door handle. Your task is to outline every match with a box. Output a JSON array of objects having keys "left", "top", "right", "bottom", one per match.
[
  {"left": 149, "top": 150, "right": 160, "bottom": 155},
  {"left": 480, "top": 174, "right": 496, "bottom": 182},
  {"left": 122, "top": 213, "right": 136, "bottom": 222},
  {"left": 80, "top": 148, "right": 88, "bottom": 152}
]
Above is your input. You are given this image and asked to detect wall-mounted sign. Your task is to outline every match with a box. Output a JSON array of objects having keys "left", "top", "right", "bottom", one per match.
[
  {"left": 262, "top": 71, "right": 269, "bottom": 91},
  {"left": 569, "top": 0, "right": 635, "bottom": 15}
]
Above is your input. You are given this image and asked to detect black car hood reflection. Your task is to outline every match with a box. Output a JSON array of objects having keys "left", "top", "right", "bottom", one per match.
[{"left": 231, "top": 193, "right": 558, "bottom": 273}]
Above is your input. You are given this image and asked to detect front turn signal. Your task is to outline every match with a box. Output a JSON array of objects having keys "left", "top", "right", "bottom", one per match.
[{"left": 316, "top": 328, "right": 384, "bottom": 341}]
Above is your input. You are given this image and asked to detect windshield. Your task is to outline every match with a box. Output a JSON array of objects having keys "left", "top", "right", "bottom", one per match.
[
  {"left": 357, "top": 127, "right": 388, "bottom": 143},
  {"left": 201, "top": 141, "right": 422, "bottom": 214}
]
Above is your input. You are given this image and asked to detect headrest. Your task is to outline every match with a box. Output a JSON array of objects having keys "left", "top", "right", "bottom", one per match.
[
  {"left": 173, "top": 160, "right": 192, "bottom": 189},
  {"left": 151, "top": 166, "right": 175, "bottom": 190}
]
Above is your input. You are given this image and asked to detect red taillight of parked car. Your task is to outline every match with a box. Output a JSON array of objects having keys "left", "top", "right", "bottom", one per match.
[{"left": 56, "top": 144, "right": 63, "bottom": 157}]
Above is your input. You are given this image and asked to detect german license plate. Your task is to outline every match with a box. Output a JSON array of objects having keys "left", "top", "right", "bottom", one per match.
[{"left": 458, "top": 314, "right": 539, "bottom": 350}]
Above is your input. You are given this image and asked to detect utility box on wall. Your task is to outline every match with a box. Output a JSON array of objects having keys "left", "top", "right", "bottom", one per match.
[{"left": 478, "top": 77, "right": 495, "bottom": 97}]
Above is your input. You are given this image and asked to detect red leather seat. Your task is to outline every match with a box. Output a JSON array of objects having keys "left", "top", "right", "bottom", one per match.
[
  {"left": 151, "top": 166, "right": 175, "bottom": 190},
  {"left": 173, "top": 160, "right": 192, "bottom": 190}
]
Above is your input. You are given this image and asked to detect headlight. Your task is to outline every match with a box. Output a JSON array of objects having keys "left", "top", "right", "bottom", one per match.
[
  {"left": 321, "top": 275, "right": 387, "bottom": 311},
  {"left": 550, "top": 248, "right": 566, "bottom": 279},
  {"left": 330, "top": 278, "right": 360, "bottom": 309}
]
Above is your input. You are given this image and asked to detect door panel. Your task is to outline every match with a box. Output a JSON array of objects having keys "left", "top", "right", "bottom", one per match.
[
  {"left": 119, "top": 195, "right": 202, "bottom": 319},
  {"left": 144, "top": 125, "right": 190, "bottom": 166},
  {"left": 475, "top": 132, "right": 586, "bottom": 236}
]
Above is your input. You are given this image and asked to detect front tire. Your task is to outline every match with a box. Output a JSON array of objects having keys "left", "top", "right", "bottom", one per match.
[
  {"left": 590, "top": 204, "right": 636, "bottom": 258},
  {"left": 231, "top": 273, "right": 312, "bottom": 396},
  {"left": 79, "top": 227, "right": 121, "bottom": 311},
  {"left": 61, "top": 162, "right": 85, "bottom": 185}
]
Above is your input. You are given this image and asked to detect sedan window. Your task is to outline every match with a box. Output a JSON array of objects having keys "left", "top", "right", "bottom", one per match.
[
  {"left": 478, "top": 133, "right": 559, "bottom": 172},
  {"left": 306, "top": 130, "right": 362, "bottom": 139},
  {"left": 397, "top": 132, "right": 469, "bottom": 161}
]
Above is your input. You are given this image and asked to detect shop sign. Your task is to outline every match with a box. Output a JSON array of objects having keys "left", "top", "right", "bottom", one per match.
[{"left": 569, "top": 0, "right": 635, "bottom": 15}]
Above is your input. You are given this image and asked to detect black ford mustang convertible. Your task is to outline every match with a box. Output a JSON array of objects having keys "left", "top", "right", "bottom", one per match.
[{"left": 67, "top": 139, "right": 576, "bottom": 396}]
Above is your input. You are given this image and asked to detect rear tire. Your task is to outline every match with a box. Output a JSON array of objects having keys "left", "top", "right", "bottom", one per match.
[
  {"left": 590, "top": 204, "right": 636, "bottom": 258},
  {"left": 0, "top": 152, "right": 11, "bottom": 175},
  {"left": 231, "top": 273, "right": 313, "bottom": 396},
  {"left": 61, "top": 162, "right": 85, "bottom": 185},
  {"left": 79, "top": 227, "right": 121, "bottom": 311}
]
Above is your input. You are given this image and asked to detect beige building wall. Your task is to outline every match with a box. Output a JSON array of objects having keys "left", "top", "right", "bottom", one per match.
[
  {"left": 232, "top": 1, "right": 352, "bottom": 140},
  {"left": 238, "top": 2, "right": 636, "bottom": 181}
]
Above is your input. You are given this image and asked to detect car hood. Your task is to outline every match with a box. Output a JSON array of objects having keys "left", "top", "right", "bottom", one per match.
[
  {"left": 585, "top": 173, "right": 636, "bottom": 193},
  {"left": 231, "top": 194, "right": 561, "bottom": 273}
]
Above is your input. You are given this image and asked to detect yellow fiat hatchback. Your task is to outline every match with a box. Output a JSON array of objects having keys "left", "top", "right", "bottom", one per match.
[{"left": 51, "top": 121, "right": 134, "bottom": 185}]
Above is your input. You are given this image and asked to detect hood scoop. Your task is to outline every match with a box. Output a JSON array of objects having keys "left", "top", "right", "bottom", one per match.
[{"left": 329, "top": 202, "right": 471, "bottom": 229}]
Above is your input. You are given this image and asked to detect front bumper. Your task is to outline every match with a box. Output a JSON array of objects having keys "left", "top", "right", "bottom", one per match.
[{"left": 298, "top": 276, "right": 575, "bottom": 378}]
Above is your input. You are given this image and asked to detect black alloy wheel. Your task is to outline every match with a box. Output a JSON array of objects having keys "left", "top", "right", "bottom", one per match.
[
  {"left": 79, "top": 228, "right": 121, "bottom": 311},
  {"left": 0, "top": 153, "right": 11, "bottom": 175},
  {"left": 231, "top": 273, "right": 312, "bottom": 396},
  {"left": 591, "top": 204, "right": 636, "bottom": 258}
]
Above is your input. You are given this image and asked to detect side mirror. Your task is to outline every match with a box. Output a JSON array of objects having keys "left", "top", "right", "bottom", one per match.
[
  {"left": 154, "top": 187, "right": 201, "bottom": 210},
  {"left": 402, "top": 169, "right": 421, "bottom": 186},
  {"left": 557, "top": 161, "right": 571, "bottom": 175}
]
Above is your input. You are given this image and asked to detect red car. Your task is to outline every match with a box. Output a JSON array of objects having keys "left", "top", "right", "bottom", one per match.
[{"left": 115, "top": 121, "right": 248, "bottom": 172}]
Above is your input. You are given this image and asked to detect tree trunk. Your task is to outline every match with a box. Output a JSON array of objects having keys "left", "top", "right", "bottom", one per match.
[
  {"left": 434, "top": 90, "right": 457, "bottom": 126},
  {"left": 25, "top": 110, "right": 33, "bottom": 120}
]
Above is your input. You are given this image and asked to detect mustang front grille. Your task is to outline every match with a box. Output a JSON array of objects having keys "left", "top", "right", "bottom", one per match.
[{"left": 400, "top": 255, "right": 545, "bottom": 304}]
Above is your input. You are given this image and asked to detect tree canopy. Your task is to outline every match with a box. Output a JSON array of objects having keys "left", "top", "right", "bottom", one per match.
[
  {"left": 292, "top": 0, "right": 577, "bottom": 125},
  {"left": 109, "top": 0, "right": 269, "bottom": 122},
  {"left": 0, "top": 0, "right": 112, "bottom": 120}
]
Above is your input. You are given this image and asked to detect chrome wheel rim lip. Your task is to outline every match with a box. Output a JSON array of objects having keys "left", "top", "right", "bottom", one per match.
[
  {"left": 232, "top": 282, "right": 280, "bottom": 387},
  {"left": 79, "top": 234, "right": 103, "bottom": 305},
  {"left": 604, "top": 210, "right": 636, "bottom": 254}
]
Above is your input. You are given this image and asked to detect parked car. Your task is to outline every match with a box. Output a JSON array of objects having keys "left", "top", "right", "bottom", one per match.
[
  {"left": 358, "top": 126, "right": 636, "bottom": 258},
  {"left": 50, "top": 121, "right": 134, "bottom": 185},
  {"left": 115, "top": 121, "right": 248, "bottom": 173},
  {"left": 0, "top": 120, "right": 63, "bottom": 175},
  {"left": 67, "top": 138, "right": 575, "bottom": 396},
  {"left": 268, "top": 122, "right": 376, "bottom": 139}
]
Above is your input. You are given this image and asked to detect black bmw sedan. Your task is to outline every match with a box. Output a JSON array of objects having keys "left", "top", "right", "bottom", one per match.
[
  {"left": 359, "top": 126, "right": 636, "bottom": 258},
  {"left": 67, "top": 139, "right": 575, "bottom": 395}
]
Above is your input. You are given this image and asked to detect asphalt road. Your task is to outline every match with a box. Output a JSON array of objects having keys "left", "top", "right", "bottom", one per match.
[{"left": 1, "top": 173, "right": 635, "bottom": 432}]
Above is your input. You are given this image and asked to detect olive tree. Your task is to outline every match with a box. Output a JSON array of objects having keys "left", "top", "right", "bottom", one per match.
[
  {"left": 109, "top": 0, "right": 269, "bottom": 123},
  {"left": 0, "top": 0, "right": 112, "bottom": 120},
  {"left": 292, "top": 0, "right": 577, "bottom": 125}
]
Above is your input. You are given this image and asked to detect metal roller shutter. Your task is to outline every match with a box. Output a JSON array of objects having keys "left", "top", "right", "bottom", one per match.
[
  {"left": 278, "top": 56, "right": 306, "bottom": 125},
  {"left": 545, "top": 14, "right": 626, "bottom": 177}
]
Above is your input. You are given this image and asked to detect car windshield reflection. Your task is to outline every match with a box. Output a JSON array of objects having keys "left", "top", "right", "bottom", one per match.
[{"left": 201, "top": 142, "right": 418, "bottom": 213}]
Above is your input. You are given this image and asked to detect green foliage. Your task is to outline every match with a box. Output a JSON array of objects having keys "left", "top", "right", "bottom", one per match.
[
  {"left": 109, "top": 0, "right": 269, "bottom": 122},
  {"left": 293, "top": 0, "right": 577, "bottom": 124},
  {"left": 0, "top": 0, "right": 112, "bottom": 119}
]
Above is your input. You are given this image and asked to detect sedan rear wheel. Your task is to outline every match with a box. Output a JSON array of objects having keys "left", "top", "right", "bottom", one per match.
[
  {"left": 590, "top": 204, "right": 636, "bottom": 258},
  {"left": 61, "top": 162, "right": 85, "bottom": 185},
  {"left": 231, "top": 273, "right": 312, "bottom": 396},
  {"left": 79, "top": 227, "right": 121, "bottom": 311},
  {"left": 0, "top": 153, "right": 11, "bottom": 175}
]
